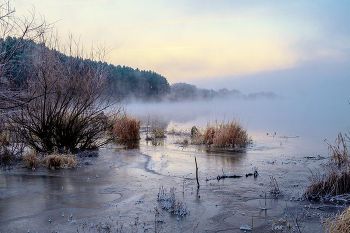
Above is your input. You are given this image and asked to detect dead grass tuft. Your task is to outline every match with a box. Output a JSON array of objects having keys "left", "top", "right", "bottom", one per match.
[
  {"left": 110, "top": 115, "right": 141, "bottom": 140},
  {"left": 23, "top": 151, "right": 40, "bottom": 168},
  {"left": 324, "top": 206, "right": 350, "bottom": 233},
  {"left": 304, "top": 167, "right": 350, "bottom": 198},
  {"left": 151, "top": 124, "right": 165, "bottom": 138},
  {"left": 43, "top": 152, "right": 78, "bottom": 169},
  {"left": 304, "top": 133, "right": 350, "bottom": 199},
  {"left": 327, "top": 133, "right": 348, "bottom": 168},
  {"left": 195, "top": 119, "right": 248, "bottom": 147}
]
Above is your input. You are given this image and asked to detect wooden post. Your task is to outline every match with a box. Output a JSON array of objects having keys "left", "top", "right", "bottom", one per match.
[{"left": 195, "top": 157, "right": 200, "bottom": 188}]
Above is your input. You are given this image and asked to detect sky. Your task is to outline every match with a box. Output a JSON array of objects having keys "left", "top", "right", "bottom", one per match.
[{"left": 14, "top": 0, "right": 350, "bottom": 95}]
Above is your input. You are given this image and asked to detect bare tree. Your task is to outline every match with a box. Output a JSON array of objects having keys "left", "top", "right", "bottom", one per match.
[
  {"left": 0, "top": 0, "right": 51, "bottom": 168},
  {"left": 0, "top": 0, "right": 52, "bottom": 108},
  {"left": 0, "top": 1, "right": 121, "bottom": 164}
]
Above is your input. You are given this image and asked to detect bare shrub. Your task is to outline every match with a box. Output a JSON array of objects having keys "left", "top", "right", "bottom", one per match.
[
  {"left": 111, "top": 115, "right": 141, "bottom": 140},
  {"left": 324, "top": 206, "right": 350, "bottom": 233},
  {"left": 0, "top": 0, "right": 52, "bottom": 109},
  {"left": 9, "top": 35, "right": 121, "bottom": 153},
  {"left": 0, "top": 0, "right": 50, "bottom": 167}
]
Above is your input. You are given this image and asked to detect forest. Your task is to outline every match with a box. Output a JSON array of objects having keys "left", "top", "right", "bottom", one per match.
[
  {"left": 1, "top": 36, "right": 171, "bottom": 101},
  {"left": 1, "top": 37, "right": 278, "bottom": 102}
]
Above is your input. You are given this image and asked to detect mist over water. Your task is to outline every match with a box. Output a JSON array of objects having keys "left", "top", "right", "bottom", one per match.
[{"left": 125, "top": 92, "right": 349, "bottom": 156}]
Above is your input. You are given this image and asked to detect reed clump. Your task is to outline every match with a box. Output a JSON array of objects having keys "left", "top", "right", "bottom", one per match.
[
  {"left": 324, "top": 206, "right": 350, "bottom": 232},
  {"left": 151, "top": 124, "right": 165, "bottom": 138},
  {"left": 43, "top": 152, "right": 78, "bottom": 169},
  {"left": 22, "top": 148, "right": 78, "bottom": 169},
  {"left": 111, "top": 115, "right": 141, "bottom": 140},
  {"left": 328, "top": 133, "right": 348, "bottom": 168},
  {"left": 23, "top": 150, "right": 40, "bottom": 168},
  {"left": 304, "top": 133, "right": 350, "bottom": 199},
  {"left": 195, "top": 119, "right": 248, "bottom": 147}
]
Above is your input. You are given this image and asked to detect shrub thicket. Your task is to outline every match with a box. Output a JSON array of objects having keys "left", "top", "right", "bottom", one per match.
[
  {"left": 0, "top": 0, "right": 50, "bottom": 168},
  {"left": 8, "top": 36, "right": 121, "bottom": 153}
]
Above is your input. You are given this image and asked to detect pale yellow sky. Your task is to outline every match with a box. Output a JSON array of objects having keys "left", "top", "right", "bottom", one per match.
[{"left": 15, "top": 0, "right": 349, "bottom": 83}]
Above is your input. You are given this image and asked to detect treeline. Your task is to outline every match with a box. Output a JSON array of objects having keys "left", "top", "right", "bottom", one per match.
[
  {"left": 107, "top": 65, "right": 170, "bottom": 100},
  {"left": 2, "top": 37, "right": 277, "bottom": 102},
  {"left": 1, "top": 37, "right": 171, "bottom": 100},
  {"left": 168, "top": 82, "right": 278, "bottom": 101}
]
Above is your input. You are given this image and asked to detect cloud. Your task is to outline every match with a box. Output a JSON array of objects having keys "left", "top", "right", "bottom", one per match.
[
  {"left": 110, "top": 43, "right": 298, "bottom": 83},
  {"left": 15, "top": 0, "right": 350, "bottom": 84},
  {"left": 53, "top": 0, "right": 112, "bottom": 6}
]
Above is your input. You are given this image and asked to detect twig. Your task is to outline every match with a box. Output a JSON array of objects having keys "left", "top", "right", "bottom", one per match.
[{"left": 195, "top": 157, "right": 200, "bottom": 188}]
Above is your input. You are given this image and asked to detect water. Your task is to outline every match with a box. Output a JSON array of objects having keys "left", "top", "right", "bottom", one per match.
[{"left": 0, "top": 97, "right": 349, "bottom": 232}]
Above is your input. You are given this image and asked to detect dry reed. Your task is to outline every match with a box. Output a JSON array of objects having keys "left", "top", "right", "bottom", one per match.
[
  {"left": 23, "top": 150, "right": 40, "bottom": 168},
  {"left": 151, "top": 125, "right": 165, "bottom": 138},
  {"left": 304, "top": 167, "right": 350, "bottom": 198},
  {"left": 111, "top": 115, "right": 141, "bottom": 140},
  {"left": 196, "top": 119, "right": 248, "bottom": 147},
  {"left": 324, "top": 206, "right": 350, "bottom": 233},
  {"left": 43, "top": 152, "right": 78, "bottom": 169},
  {"left": 270, "top": 176, "right": 281, "bottom": 196},
  {"left": 304, "top": 133, "right": 350, "bottom": 199},
  {"left": 327, "top": 133, "right": 348, "bottom": 168}
]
